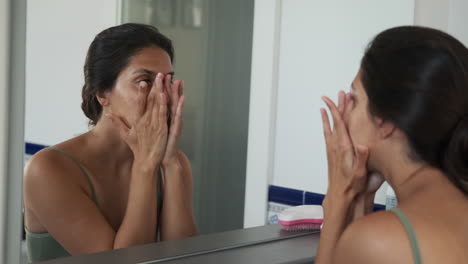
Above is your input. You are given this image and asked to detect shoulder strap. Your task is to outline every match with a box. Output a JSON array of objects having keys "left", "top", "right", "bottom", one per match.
[
  {"left": 390, "top": 207, "right": 423, "bottom": 264},
  {"left": 48, "top": 146, "right": 97, "bottom": 203}
]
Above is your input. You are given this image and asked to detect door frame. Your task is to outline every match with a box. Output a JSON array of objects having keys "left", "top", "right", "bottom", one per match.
[
  {"left": 243, "top": 0, "right": 283, "bottom": 228},
  {"left": 0, "top": 0, "right": 27, "bottom": 262}
]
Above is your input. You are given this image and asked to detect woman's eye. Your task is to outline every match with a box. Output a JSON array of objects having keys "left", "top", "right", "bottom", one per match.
[
  {"left": 137, "top": 79, "right": 152, "bottom": 88},
  {"left": 142, "top": 79, "right": 153, "bottom": 85}
]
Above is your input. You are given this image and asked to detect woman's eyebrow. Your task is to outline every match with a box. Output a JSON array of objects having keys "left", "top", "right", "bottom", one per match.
[
  {"left": 132, "top": 68, "right": 175, "bottom": 76},
  {"left": 350, "top": 82, "right": 355, "bottom": 91},
  {"left": 133, "top": 68, "right": 155, "bottom": 75}
]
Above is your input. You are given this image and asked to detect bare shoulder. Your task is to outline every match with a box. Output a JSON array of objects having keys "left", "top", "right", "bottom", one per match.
[
  {"left": 25, "top": 148, "right": 71, "bottom": 185},
  {"left": 24, "top": 135, "right": 90, "bottom": 185},
  {"left": 24, "top": 147, "right": 89, "bottom": 209},
  {"left": 333, "top": 210, "right": 414, "bottom": 264}
]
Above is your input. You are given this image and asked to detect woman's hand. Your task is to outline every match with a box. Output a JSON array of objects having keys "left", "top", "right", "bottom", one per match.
[
  {"left": 316, "top": 91, "right": 372, "bottom": 264},
  {"left": 161, "top": 75, "right": 185, "bottom": 167},
  {"left": 108, "top": 73, "right": 169, "bottom": 172},
  {"left": 321, "top": 91, "right": 370, "bottom": 209},
  {"left": 157, "top": 76, "right": 197, "bottom": 240}
]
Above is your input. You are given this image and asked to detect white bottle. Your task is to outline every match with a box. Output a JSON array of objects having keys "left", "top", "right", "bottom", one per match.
[{"left": 385, "top": 185, "right": 398, "bottom": 209}]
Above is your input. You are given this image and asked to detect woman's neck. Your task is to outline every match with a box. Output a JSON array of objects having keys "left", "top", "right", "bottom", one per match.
[
  {"left": 85, "top": 118, "right": 134, "bottom": 169},
  {"left": 374, "top": 152, "right": 446, "bottom": 204}
]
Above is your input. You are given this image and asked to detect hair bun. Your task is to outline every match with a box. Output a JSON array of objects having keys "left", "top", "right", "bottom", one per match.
[{"left": 442, "top": 117, "right": 468, "bottom": 194}]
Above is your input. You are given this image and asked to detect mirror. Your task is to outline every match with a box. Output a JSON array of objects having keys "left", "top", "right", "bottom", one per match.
[
  {"left": 8, "top": 0, "right": 439, "bottom": 263},
  {"left": 20, "top": 0, "right": 253, "bottom": 262}
]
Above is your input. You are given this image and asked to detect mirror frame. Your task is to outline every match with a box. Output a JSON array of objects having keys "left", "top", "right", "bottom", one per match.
[{"left": 1, "top": 0, "right": 27, "bottom": 262}]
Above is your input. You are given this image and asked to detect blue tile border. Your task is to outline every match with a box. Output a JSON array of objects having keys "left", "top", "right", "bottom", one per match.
[
  {"left": 304, "top": 191, "right": 325, "bottom": 205},
  {"left": 25, "top": 142, "right": 48, "bottom": 155},
  {"left": 268, "top": 185, "right": 304, "bottom": 206},
  {"left": 268, "top": 185, "right": 385, "bottom": 211},
  {"left": 373, "top": 204, "right": 386, "bottom": 212}
]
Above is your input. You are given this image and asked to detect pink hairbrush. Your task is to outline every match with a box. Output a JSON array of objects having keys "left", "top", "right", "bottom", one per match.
[{"left": 279, "top": 205, "right": 323, "bottom": 231}]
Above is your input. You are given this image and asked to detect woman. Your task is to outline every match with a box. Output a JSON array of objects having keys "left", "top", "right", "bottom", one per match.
[
  {"left": 316, "top": 26, "right": 468, "bottom": 263},
  {"left": 23, "top": 23, "right": 197, "bottom": 262}
]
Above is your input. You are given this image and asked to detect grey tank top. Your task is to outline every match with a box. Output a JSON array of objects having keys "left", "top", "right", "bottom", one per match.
[{"left": 390, "top": 207, "right": 422, "bottom": 264}]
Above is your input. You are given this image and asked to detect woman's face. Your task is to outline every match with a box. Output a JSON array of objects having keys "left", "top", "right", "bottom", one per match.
[
  {"left": 105, "top": 46, "right": 173, "bottom": 126},
  {"left": 344, "top": 71, "right": 381, "bottom": 158}
]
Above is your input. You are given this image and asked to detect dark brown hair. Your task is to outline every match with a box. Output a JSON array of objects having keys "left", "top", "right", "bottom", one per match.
[
  {"left": 81, "top": 23, "right": 174, "bottom": 125},
  {"left": 361, "top": 26, "right": 468, "bottom": 194}
]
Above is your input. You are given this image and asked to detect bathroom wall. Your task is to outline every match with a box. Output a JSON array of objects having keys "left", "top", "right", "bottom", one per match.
[
  {"left": 25, "top": 0, "right": 117, "bottom": 146},
  {"left": 270, "top": 0, "right": 414, "bottom": 202}
]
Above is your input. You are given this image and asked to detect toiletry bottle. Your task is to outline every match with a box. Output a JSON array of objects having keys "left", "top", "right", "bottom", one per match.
[{"left": 385, "top": 185, "right": 398, "bottom": 209}]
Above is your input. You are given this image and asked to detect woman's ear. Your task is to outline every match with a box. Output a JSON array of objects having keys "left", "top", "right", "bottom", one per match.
[
  {"left": 376, "top": 118, "right": 396, "bottom": 139},
  {"left": 96, "top": 91, "right": 110, "bottom": 107}
]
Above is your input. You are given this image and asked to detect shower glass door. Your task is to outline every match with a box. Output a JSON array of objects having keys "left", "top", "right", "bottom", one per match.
[{"left": 121, "top": 0, "right": 254, "bottom": 234}]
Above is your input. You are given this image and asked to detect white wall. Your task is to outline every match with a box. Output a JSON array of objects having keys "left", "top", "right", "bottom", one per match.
[
  {"left": 272, "top": 0, "right": 414, "bottom": 201},
  {"left": 25, "top": 0, "right": 118, "bottom": 146}
]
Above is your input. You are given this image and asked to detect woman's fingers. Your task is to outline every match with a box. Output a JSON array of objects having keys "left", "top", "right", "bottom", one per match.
[
  {"left": 343, "top": 93, "right": 353, "bottom": 121},
  {"left": 155, "top": 73, "right": 164, "bottom": 95},
  {"left": 165, "top": 75, "right": 177, "bottom": 110},
  {"left": 136, "top": 81, "right": 149, "bottom": 118},
  {"left": 149, "top": 73, "right": 164, "bottom": 109},
  {"left": 170, "top": 80, "right": 182, "bottom": 121},
  {"left": 164, "top": 74, "right": 172, "bottom": 94},
  {"left": 144, "top": 74, "right": 162, "bottom": 119},
  {"left": 349, "top": 145, "right": 370, "bottom": 194},
  {"left": 353, "top": 145, "right": 369, "bottom": 177},
  {"left": 165, "top": 75, "right": 175, "bottom": 96},
  {"left": 147, "top": 73, "right": 164, "bottom": 120},
  {"left": 321, "top": 96, "right": 344, "bottom": 132},
  {"left": 322, "top": 96, "right": 355, "bottom": 148},
  {"left": 164, "top": 95, "right": 185, "bottom": 164},
  {"left": 156, "top": 92, "right": 168, "bottom": 129},
  {"left": 321, "top": 108, "right": 332, "bottom": 139},
  {"left": 171, "top": 95, "right": 185, "bottom": 135},
  {"left": 337, "top": 91, "right": 345, "bottom": 115},
  {"left": 179, "top": 80, "right": 184, "bottom": 97}
]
